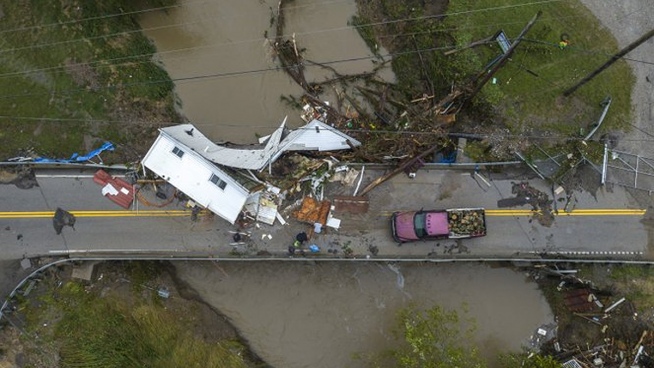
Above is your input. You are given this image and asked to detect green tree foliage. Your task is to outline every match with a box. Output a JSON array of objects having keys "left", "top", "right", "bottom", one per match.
[
  {"left": 361, "top": 304, "right": 561, "bottom": 368},
  {"left": 51, "top": 281, "right": 250, "bottom": 368},
  {"left": 366, "top": 304, "right": 486, "bottom": 368}
]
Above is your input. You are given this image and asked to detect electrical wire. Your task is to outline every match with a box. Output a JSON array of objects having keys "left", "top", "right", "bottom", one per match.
[
  {"left": 0, "top": 1, "right": 636, "bottom": 88},
  {"left": 0, "top": 13, "right": 584, "bottom": 84},
  {"left": 0, "top": 0, "right": 647, "bottom": 130},
  {"left": 0, "top": 7, "right": 581, "bottom": 82},
  {"left": 0, "top": 1, "right": 568, "bottom": 69},
  {"left": 0, "top": 28, "right": 651, "bottom": 103}
]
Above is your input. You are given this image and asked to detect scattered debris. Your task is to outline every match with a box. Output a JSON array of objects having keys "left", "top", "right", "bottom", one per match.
[
  {"left": 326, "top": 215, "right": 341, "bottom": 230},
  {"left": 563, "top": 288, "right": 601, "bottom": 313},
  {"left": 93, "top": 169, "right": 134, "bottom": 209},
  {"left": 53, "top": 208, "right": 76, "bottom": 235},
  {"left": 18, "top": 141, "right": 115, "bottom": 164},
  {"left": 529, "top": 264, "right": 654, "bottom": 367},
  {"left": 20, "top": 258, "right": 31, "bottom": 270},
  {"left": 0, "top": 167, "right": 38, "bottom": 189},
  {"left": 256, "top": 190, "right": 280, "bottom": 226},
  {"left": 293, "top": 196, "right": 331, "bottom": 226},
  {"left": 72, "top": 262, "right": 98, "bottom": 282},
  {"left": 498, "top": 181, "right": 554, "bottom": 226},
  {"left": 332, "top": 196, "right": 369, "bottom": 214}
]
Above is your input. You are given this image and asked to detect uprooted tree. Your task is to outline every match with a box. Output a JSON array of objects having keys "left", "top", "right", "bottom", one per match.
[
  {"left": 270, "top": 0, "right": 469, "bottom": 163},
  {"left": 269, "top": 0, "right": 548, "bottom": 166}
]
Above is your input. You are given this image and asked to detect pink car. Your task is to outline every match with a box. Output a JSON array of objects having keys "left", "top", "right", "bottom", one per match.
[{"left": 391, "top": 208, "right": 486, "bottom": 244}]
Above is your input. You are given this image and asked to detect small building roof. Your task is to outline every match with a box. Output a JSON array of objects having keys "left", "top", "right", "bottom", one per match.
[
  {"left": 279, "top": 119, "right": 361, "bottom": 152},
  {"left": 269, "top": 119, "right": 361, "bottom": 165}
]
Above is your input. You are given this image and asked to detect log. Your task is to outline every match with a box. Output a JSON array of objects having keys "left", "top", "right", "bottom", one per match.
[{"left": 358, "top": 143, "right": 441, "bottom": 196}]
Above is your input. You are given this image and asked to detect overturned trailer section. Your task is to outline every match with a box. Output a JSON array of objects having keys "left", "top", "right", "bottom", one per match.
[{"left": 142, "top": 126, "right": 251, "bottom": 224}]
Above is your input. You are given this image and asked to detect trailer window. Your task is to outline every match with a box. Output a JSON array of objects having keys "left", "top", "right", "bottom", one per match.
[
  {"left": 209, "top": 174, "right": 227, "bottom": 190},
  {"left": 171, "top": 146, "right": 184, "bottom": 158}
]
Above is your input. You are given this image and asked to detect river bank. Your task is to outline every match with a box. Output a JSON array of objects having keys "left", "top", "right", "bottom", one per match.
[{"left": 0, "top": 261, "right": 266, "bottom": 367}]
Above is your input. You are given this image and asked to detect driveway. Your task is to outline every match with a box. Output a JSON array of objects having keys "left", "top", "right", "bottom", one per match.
[{"left": 578, "top": 0, "right": 654, "bottom": 157}]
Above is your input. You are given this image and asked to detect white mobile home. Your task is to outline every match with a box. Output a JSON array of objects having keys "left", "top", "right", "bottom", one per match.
[{"left": 142, "top": 126, "right": 250, "bottom": 224}]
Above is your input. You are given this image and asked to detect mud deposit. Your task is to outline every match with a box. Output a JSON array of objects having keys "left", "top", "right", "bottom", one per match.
[{"left": 174, "top": 261, "right": 553, "bottom": 367}]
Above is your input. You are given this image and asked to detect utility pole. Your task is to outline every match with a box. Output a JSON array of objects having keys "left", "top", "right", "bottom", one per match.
[
  {"left": 564, "top": 28, "right": 654, "bottom": 96},
  {"left": 469, "top": 11, "right": 542, "bottom": 99}
]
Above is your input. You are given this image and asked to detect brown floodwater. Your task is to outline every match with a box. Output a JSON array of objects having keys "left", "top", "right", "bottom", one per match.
[
  {"left": 140, "top": 0, "right": 392, "bottom": 143},
  {"left": 175, "top": 262, "right": 553, "bottom": 368}
]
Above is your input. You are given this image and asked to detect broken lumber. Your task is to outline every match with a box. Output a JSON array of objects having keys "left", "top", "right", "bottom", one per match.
[{"left": 357, "top": 143, "right": 441, "bottom": 197}]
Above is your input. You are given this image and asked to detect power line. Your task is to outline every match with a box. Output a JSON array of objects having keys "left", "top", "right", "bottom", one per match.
[
  {"left": 0, "top": 0, "right": 351, "bottom": 57},
  {"left": 0, "top": 0, "right": 350, "bottom": 36},
  {"left": 0, "top": 13, "right": 589, "bottom": 83},
  {"left": 0, "top": 0, "right": 199, "bottom": 35},
  {"left": 0, "top": 43, "right": 461, "bottom": 101},
  {"left": 0, "top": 0, "right": 646, "bottom": 122},
  {"left": 2, "top": 112, "right": 650, "bottom": 143},
  {"left": 0, "top": 1, "right": 565, "bottom": 60},
  {"left": 0, "top": 31, "right": 650, "bottom": 104},
  {"left": 351, "top": 0, "right": 566, "bottom": 30},
  {"left": 0, "top": 1, "right": 607, "bottom": 84}
]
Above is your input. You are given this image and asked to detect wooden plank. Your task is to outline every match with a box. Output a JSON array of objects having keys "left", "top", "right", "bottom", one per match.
[{"left": 333, "top": 196, "right": 369, "bottom": 214}]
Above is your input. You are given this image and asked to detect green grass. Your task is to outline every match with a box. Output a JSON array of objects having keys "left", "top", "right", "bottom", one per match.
[
  {"left": 354, "top": 0, "right": 634, "bottom": 162},
  {"left": 445, "top": 1, "right": 634, "bottom": 136},
  {"left": 0, "top": 0, "right": 180, "bottom": 161},
  {"left": 24, "top": 279, "right": 250, "bottom": 368},
  {"left": 583, "top": 264, "right": 654, "bottom": 311}
]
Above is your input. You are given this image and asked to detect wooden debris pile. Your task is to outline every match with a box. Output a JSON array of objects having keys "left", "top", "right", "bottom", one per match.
[
  {"left": 270, "top": 0, "right": 457, "bottom": 163},
  {"left": 292, "top": 196, "right": 331, "bottom": 226},
  {"left": 448, "top": 209, "right": 486, "bottom": 236},
  {"left": 530, "top": 265, "right": 654, "bottom": 367}
]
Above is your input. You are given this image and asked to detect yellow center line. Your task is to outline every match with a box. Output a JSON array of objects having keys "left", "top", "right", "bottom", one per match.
[
  {"left": 486, "top": 209, "right": 646, "bottom": 216},
  {"left": 0, "top": 209, "right": 647, "bottom": 219},
  {"left": 0, "top": 210, "right": 190, "bottom": 218},
  {"left": 380, "top": 209, "right": 647, "bottom": 217}
]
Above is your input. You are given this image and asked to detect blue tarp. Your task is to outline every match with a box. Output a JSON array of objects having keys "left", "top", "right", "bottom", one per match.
[
  {"left": 33, "top": 142, "right": 115, "bottom": 163},
  {"left": 436, "top": 151, "right": 457, "bottom": 164}
]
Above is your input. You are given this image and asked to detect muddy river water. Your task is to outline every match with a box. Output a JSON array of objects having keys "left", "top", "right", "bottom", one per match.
[
  {"left": 141, "top": 1, "right": 553, "bottom": 366},
  {"left": 176, "top": 262, "right": 553, "bottom": 367},
  {"left": 140, "top": 0, "right": 391, "bottom": 143}
]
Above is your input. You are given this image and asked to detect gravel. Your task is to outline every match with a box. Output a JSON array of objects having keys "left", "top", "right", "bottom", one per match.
[{"left": 578, "top": 0, "right": 654, "bottom": 157}]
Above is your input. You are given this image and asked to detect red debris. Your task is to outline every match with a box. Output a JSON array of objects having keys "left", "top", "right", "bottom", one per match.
[{"left": 93, "top": 169, "right": 134, "bottom": 209}]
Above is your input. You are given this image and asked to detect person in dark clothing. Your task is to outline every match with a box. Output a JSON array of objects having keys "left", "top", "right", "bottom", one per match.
[{"left": 296, "top": 232, "right": 308, "bottom": 243}]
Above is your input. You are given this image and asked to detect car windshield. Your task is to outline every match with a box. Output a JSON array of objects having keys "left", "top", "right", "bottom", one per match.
[{"left": 413, "top": 212, "right": 426, "bottom": 238}]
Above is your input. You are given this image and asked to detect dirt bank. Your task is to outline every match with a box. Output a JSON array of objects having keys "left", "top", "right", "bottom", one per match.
[{"left": 0, "top": 261, "right": 267, "bottom": 367}]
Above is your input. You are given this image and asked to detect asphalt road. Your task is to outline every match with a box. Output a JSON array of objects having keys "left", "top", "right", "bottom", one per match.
[{"left": 0, "top": 168, "right": 649, "bottom": 262}]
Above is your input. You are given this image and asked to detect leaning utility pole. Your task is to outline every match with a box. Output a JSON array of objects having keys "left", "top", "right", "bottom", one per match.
[
  {"left": 564, "top": 28, "right": 654, "bottom": 96},
  {"left": 469, "top": 11, "right": 542, "bottom": 99}
]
